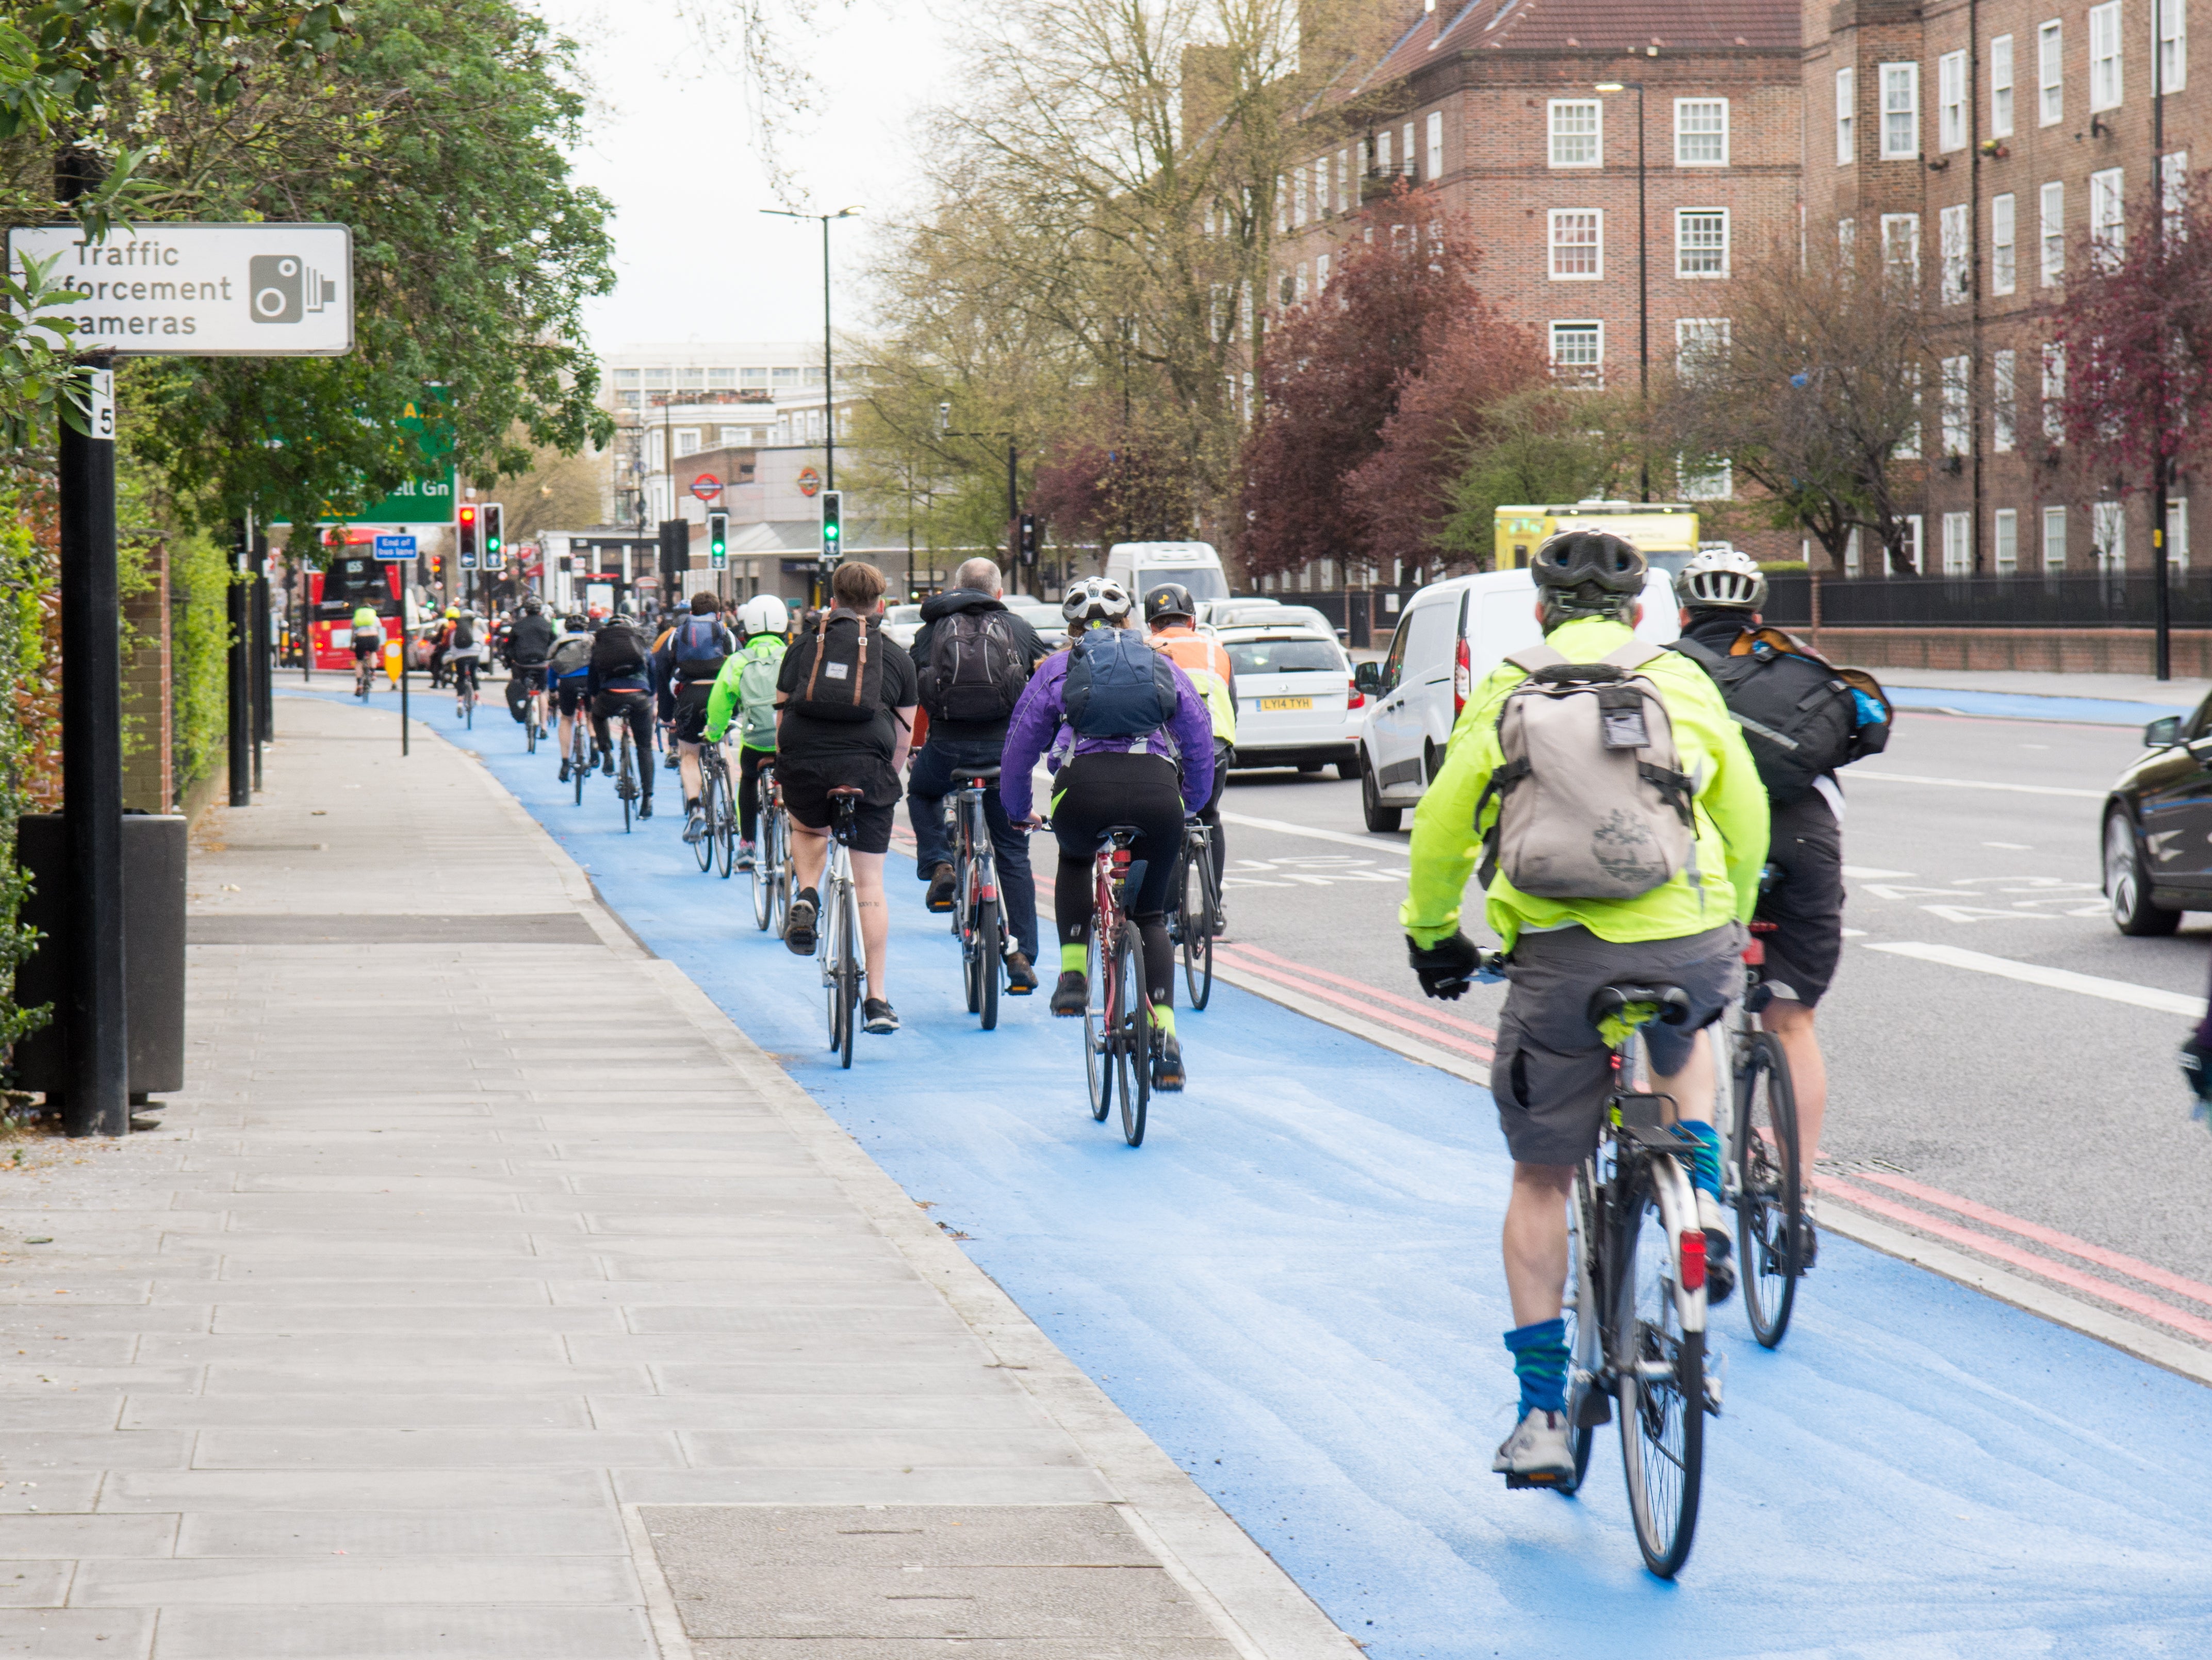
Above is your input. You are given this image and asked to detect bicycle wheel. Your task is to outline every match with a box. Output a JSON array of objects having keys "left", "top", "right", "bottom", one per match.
[
  {"left": 1084, "top": 926, "right": 1111, "bottom": 1122},
  {"left": 823, "top": 883, "right": 847, "bottom": 1054},
  {"left": 1615, "top": 1162, "right": 1706, "bottom": 1579},
  {"left": 1735, "top": 1030, "right": 1804, "bottom": 1349},
  {"left": 838, "top": 881, "right": 860, "bottom": 1071},
  {"left": 619, "top": 740, "right": 635, "bottom": 834},
  {"left": 1556, "top": 1162, "right": 1604, "bottom": 1493},
  {"left": 573, "top": 735, "right": 587, "bottom": 805},
  {"left": 961, "top": 879, "right": 984, "bottom": 1016},
  {"left": 693, "top": 764, "right": 718, "bottom": 872},
  {"left": 751, "top": 809, "right": 778, "bottom": 930},
  {"left": 526, "top": 696, "right": 538, "bottom": 754},
  {"left": 1182, "top": 837, "right": 1217, "bottom": 1010},
  {"left": 465, "top": 687, "right": 474, "bottom": 729},
  {"left": 1113, "top": 923, "right": 1150, "bottom": 1148},
  {"left": 711, "top": 765, "right": 738, "bottom": 878},
  {"left": 976, "top": 897, "right": 1002, "bottom": 1032}
]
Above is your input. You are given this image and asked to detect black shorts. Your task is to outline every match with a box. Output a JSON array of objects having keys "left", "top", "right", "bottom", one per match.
[
  {"left": 1758, "top": 790, "right": 1845, "bottom": 1007},
  {"left": 511, "top": 663, "right": 547, "bottom": 693},
  {"left": 671, "top": 682, "right": 715, "bottom": 746},
  {"left": 779, "top": 755, "right": 898, "bottom": 855},
  {"left": 554, "top": 679, "right": 589, "bottom": 717},
  {"left": 353, "top": 639, "right": 380, "bottom": 661}
]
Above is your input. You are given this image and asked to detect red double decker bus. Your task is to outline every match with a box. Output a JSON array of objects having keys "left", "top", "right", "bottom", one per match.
[{"left": 305, "top": 533, "right": 406, "bottom": 673}]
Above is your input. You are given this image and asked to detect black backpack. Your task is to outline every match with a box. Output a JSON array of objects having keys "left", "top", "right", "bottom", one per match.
[
  {"left": 785, "top": 608, "right": 883, "bottom": 723},
  {"left": 453, "top": 616, "right": 475, "bottom": 650},
  {"left": 1670, "top": 627, "right": 1890, "bottom": 806},
  {"left": 919, "top": 608, "right": 1028, "bottom": 724},
  {"left": 589, "top": 623, "right": 646, "bottom": 678}
]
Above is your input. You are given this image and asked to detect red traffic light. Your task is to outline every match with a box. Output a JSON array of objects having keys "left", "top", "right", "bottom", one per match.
[{"left": 459, "top": 506, "right": 477, "bottom": 523}]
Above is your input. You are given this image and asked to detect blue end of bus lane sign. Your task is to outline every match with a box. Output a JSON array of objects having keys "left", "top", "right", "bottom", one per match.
[{"left": 373, "top": 534, "right": 417, "bottom": 562}]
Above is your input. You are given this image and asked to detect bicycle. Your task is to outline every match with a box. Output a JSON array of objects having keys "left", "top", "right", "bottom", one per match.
[
  {"left": 751, "top": 763, "right": 790, "bottom": 933},
  {"left": 1166, "top": 818, "right": 1220, "bottom": 1011},
  {"left": 568, "top": 703, "right": 593, "bottom": 807},
  {"left": 353, "top": 650, "right": 375, "bottom": 701},
  {"left": 1508, "top": 957, "right": 1711, "bottom": 1578},
  {"left": 697, "top": 741, "right": 738, "bottom": 878},
  {"left": 454, "top": 662, "right": 478, "bottom": 729},
  {"left": 1082, "top": 824, "right": 1151, "bottom": 1148},
  {"left": 516, "top": 667, "right": 547, "bottom": 755},
  {"left": 614, "top": 715, "right": 641, "bottom": 833},
  {"left": 1722, "top": 920, "right": 1806, "bottom": 1349},
  {"left": 944, "top": 767, "right": 1006, "bottom": 1031},
  {"left": 817, "top": 788, "right": 865, "bottom": 1070}
]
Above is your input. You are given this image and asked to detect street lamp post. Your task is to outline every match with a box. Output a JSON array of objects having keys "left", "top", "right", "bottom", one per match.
[
  {"left": 1594, "top": 82, "right": 1650, "bottom": 501},
  {"left": 761, "top": 206, "right": 863, "bottom": 493}
]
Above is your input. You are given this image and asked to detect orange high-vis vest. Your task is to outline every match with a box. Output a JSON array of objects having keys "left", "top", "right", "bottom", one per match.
[{"left": 1150, "top": 626, "right": 1237, "bottom": 743}]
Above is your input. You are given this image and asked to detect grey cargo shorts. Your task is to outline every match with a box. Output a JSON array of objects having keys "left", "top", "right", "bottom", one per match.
[{"left": 1490, "top": 921, "right": 1743, "bottom": 1166}]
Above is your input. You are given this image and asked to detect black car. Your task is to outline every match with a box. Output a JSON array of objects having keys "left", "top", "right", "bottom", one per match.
[{"left": 2104, "top": 705, "right": 2212, "bottom": 935}]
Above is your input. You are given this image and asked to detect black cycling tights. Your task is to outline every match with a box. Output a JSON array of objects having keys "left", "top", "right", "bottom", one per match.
[
  {"left": 591, "top": 691, "right": 654, "bottom": 796},
  {"left": 1050, "top": 752, "right": 1184, "bottom": 1009},
  {"left": 739, "top": 746, "right": 771, "bottom": 841}
]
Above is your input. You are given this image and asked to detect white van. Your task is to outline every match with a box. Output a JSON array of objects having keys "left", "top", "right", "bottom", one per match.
[
  {"left": 1106, "top": 542, "right": 1231, "bottom": 607},
  {"left": 1352, "top": 566, "right": 1679, "bottom": 831}
]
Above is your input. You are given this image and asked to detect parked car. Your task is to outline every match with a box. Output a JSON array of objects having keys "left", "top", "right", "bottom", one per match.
[
  {"left": 1351, "top": 566, "right": 1680, "bottom": 831},
  {"left": 1197, "top": 598, "right": 1342, "bottom": 639},
  {"left": 2103, "top": 704, "right": 2212, "bottom": 934},
  {"left": 1219, "top": 625, "right": 1362, "bottom": 776},
  {"left": 1008, "top": 601, "right": 1068, "bottom": 652},
  {"left": 882, "top": 604, "right": 925, "bottom": 652}
]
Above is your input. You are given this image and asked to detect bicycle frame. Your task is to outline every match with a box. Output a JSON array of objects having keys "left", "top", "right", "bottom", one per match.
[{"left": 952, "top": 784, "right": 997, "bottom": 938}]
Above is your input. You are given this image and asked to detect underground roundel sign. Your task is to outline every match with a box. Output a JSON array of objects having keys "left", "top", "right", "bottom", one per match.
[
  {"left": 690, "top": 473, "right": 723, "bottom": 502},
  {"left": 796, "top": 467, "right": 822, "bottom": 498}
]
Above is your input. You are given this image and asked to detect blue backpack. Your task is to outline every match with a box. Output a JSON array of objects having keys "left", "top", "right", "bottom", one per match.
[
  {"left": 672, "top": 613, "right": 726, "bottom": 665},
  {"left": 1063, "top": 626, "right": 1178, "bottom": 737}
]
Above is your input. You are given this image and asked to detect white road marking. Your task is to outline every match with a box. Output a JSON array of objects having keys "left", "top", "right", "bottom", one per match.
[
  {"left": 1218, "top": 810, "right": 1407, "bottom": 852},
  {"left": 1850, "top": 771, "right": 2105, "bottom": 800},
  {"left": 1985, "top": 841, "right": 2034, "bottom": 850},
  {"left": 1843, "top": 865, "right": 1916, "bottom": 878},
  {"left": 1841, "top": 927, "right": 1869, "bottom": 937},
  {"left": 1867, "top": 940, "right": 2207, "bottom": 1016}
]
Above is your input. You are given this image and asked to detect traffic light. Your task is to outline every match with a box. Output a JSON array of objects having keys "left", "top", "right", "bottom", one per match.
[
  {"left": 482, "top": 502, "right": 504, "bottom": 565},
  {"left": 457, "top": 504, "right": 479, "bottom": 569},
  {"left": 659, "top": 519, "right": 689, "bottom": 581},
  {"left": 708, "top": 511, "right": 729, "bottom": 570},
  {"left": 1018, "top": 513, "right": 1038, "bottom": 568},
  {"left": 820, "top": 491, "right": 842, "bottom": 561}
]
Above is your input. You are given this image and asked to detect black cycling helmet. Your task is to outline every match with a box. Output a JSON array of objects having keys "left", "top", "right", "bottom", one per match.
[
  {"left": 1143, "top": 583, "right": 1198, "bottom": 626},
  {"left": 1530, "top": 530, "right": 1646, "bottom": 626},
  {"left": 522, "top": 598, "right": 543, "bottom": 615}
]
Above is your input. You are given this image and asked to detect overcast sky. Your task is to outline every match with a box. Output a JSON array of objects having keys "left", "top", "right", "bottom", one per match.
[{"left": 526, "top": 0, "right": 953, "bottom": 356}]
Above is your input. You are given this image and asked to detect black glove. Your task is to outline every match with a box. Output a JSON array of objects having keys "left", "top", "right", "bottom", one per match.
[
  {"left": 1408, "top": 931, "right": 1482, "bottom": 1001},
  {"left": 2183, "top": 1037, "right": 2212, "bottom": 1105}
]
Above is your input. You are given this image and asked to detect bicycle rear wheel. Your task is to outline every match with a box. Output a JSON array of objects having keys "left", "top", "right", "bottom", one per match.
[
  {"left": 465, "top": 688, "right": 474, "bottom": 729},
  {"left": 618, "top": 738, "right": 636, "bottom": 833},
  {"left": 1084, "top": 927, "right": 1111, "bottom": 1122},
  {"left": 1181, "top": 838, "right": 1217, "bottom": 1010},
  {"left": 1112, "top": 923, "right": 1150, "bottom": 1148},
  {"left": 573, "top": 735, "right": 587, "bottom": 806},
  {"left": 1615, "top": 1164, "right": 1705, "bottom": 1579},
  {"left": 838, "top": 881, "right": 860, "bottom": 1071},
  {"left": 976, "top": 897, "right": 1002, "bottom": 1032},
  {"left": 711, "top": 765, "right": 737, "bottom": 878},
  {"left": 526, "top": 702, "right": 538, "bottom": 754},
  {"left": 751, "top": 810, "right": 778, "bottom": 929},
  {"left": 1735, "top": 1030, "right": 1804, "bottom": 1349},
  {"left": 693, "top": 764, "right": 718, "bottom": 871},
  {"left": 1557, "top": 1163, "right": 1604, "bottom": 1492}
]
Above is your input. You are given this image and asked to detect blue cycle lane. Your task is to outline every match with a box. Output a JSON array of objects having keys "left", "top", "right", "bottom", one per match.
[{"left": 300, "top": 683, "right": 2212, "bottom": 1657}]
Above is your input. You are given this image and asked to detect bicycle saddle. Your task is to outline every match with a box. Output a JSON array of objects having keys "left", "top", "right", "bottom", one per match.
[
  {"left": 1094, "top": 823, "right": 1144, "bottom": 848},
  {"left": 1586, "top": 981, "right": 1693, "bottom": 1029},
  {"left": 951, "top": 766, "right": 1001, "bottom": 785},
  {"left": 826, "top": 785, "right": 866, "bottom": 798}
]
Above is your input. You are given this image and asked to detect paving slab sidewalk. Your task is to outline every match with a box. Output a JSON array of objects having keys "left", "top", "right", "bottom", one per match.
[{"left": 0, "top": 695, "right": 1357, "bottom": 1660}]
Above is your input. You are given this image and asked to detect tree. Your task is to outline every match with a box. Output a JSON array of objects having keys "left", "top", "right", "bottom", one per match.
[
  {"left": 1659, "top": 240, "right": 1937, "bottom": 574},
  {"left": 1432, "top": 388, "right": 1642, "bottom": 565}
]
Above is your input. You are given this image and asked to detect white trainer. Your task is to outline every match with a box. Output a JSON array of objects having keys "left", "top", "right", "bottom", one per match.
[
  {"left": 1695, "top": 1189, "right": 1737, "bottom": 1305},
  {"left": 1492, "top": 1407, "right": 1576, "bottom": 1485}
]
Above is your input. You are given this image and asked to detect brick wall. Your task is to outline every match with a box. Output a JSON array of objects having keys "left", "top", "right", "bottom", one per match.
[
  {"left": 1815, "top": 624, "right": 2212, "bottom": 675},
  {"left": 120, "top": 541, "right": 171, "bottom": 814}
]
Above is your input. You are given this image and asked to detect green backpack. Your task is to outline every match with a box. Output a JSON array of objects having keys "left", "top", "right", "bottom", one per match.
[{"left": 736, "top": 637, "right": 784, "bottom": 749}]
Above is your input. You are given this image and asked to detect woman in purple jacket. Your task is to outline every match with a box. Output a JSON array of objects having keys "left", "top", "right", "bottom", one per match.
[{"left": 1001, "top": 577, "right": 1216, "bottom": 1092}]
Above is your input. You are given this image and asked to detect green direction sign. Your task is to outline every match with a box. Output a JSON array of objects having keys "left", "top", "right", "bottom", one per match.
[{"left": 351, "top": 470, "right": 455, "bottom": 524}]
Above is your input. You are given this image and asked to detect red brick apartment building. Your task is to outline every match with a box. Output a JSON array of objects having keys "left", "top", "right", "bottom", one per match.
[
  {"left": 1273, "top": 0, "right": 1803, "bottom": 551},
  {"left": 1810, "top": 0, "right": 2198, "bottom": 578}
]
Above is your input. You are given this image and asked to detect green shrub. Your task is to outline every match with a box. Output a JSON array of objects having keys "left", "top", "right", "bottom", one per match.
[
  {"left": 0, "top": 484, "right": 51, "bottom": 1053},
  {"left": 169, "top": 531, "right": 234, "bottom": 798}
]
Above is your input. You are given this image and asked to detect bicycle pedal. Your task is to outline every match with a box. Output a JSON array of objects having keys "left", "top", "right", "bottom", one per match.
[
  {"left": 1703, "top": 1354, "right": 1727, "bottom": 1417},
  {"left": 1503, "top": 1471, "right": 1572, "bottom": 1491},
  {"left": 1572, "top": 1387, "right": 1613, "bottom": 1428}
]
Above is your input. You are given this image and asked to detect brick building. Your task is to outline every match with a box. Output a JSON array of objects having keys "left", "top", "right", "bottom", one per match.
[
  {"left": 1273, "top": 0, "right": 1803, "bottom": 551},
  {"left": 1809, "top": 0, "right": 2196, "bottom": 578}
]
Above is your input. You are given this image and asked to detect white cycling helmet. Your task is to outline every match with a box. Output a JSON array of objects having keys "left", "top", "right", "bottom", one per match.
[
  {"left": 736, "top": 594, "right": 789, "bottom": 638},
  {"left": 1676, "top": 545, "right": 1767, "bottom": 612},
  {"left": 1061, "top": 576, "right": 1134, "bottom": 628}
]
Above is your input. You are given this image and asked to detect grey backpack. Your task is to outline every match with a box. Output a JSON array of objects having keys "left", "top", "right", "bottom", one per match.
[{"left": 1474, "top": 641, "right": 1698, "bottom": 900}]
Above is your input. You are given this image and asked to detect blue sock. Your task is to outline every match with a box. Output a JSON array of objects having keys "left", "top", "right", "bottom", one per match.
[
  {"left": 1680, "top": 1119, "right": 1723, "bottom": 1203},
  {"left": 1503, "top": 1318, "right": 1568, "bottom": 1417}
]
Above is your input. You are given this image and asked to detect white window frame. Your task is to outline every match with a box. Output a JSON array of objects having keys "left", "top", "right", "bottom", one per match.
[
  {"left": 2164, "top": 151, "right": 2190, "bottom": 238},
  {"left": 1680, "top": 456, "right": 1732, "bottom": 501},
  {"left": 1939, "top": 51, "right": 1968, "bottom": 151},
  {"left": 674, "top": 427, "right": 700, "bottom": 457},
  {"left": 1993, "top": 348, "right": 2019, "bottom": 450},
  {"left": 1314, "top": 157, "right": 1329, "bottom": 218},
  {"left": 1675, "top": 208, "right": 1729, "bottom": 278},
  {"left": 1549, "top": 100, "right": 1602, "bottom": 167},
  {"left": 1675, "top": 316, "right": 1731, "bottom": 378},
  {"left": 1426, "top": 110, "right": 1444, "bottom": 181},
  {"left": 1881, "top": 213, "right": 1922, "bottom": 288},
  {"left": 1402, "top": 122, "right": 1416, "bottom": 178},
  {"left": 1315, "top": 252, "right": 1330, "bottom": 291},
  {"left": 1375, "top": 130, "right": 1392, "bottom": 175},
  {"left": 2042, "top": 341, "right": 2067, "bottom": 439},
  {"left": 1992, "top": 193, "right": 2017, "bottom": 294},
  {"left": 1880, "top": 61, "right": 1920, "bottom": 159},
  {"left": 1942, "top": 511, "right": 1974, "bottom": 574},
  {"left": 1836, "top": 67, "right": 1856, "bottom": 164},
  {"left": 2090, "top": 2, "right": 2123, "bottom": 111},
  {"left": 2043, "top": 504, "right": 2069, "bottom": 569},
  {"left": 1549, "top": 209, "right": 1604, "bottom": 280},
  {"left": 1995, "top": 507, "right": 2021, "bottom": 572},
  {"left": 1992, "top": 34, "right": 2016, "bottom": 136},
  {"left": 1897, "top": 365, "right": 1924, "bottom": 460},
  {"left": 2040, "top": 181, "right": 2065, "bottom": 286},
  {"left": 2039, "top": 20, "right": 2064, "bottom": 126},
  {"left": 2090, "top": 167, "right": 2126, "bottom": 268},
  {"left": 1940, "top": 204, "right": 1971, "bottom": 303},
  {"left": 1839, "top": 217, "right": 1857, "bottom": 260},
  {"left": 1905, "top": 515, "right": 1926, "bottom": 572},
  {"left": 2170, "top": 497, "right": 2192, "bottom": 572},
  {"left": 1675, "top": 98, "right": 1728, "bottom": 166},
  {"left": 1336, "top": 148, "right": 1349, "bottom": 213},
  {"left": 1549, "top": 321, "right": 1605, "bottom": 386},
  {"left": 2160, "top": 0, "right": 2188, "bottom": 92},
  {"left": 1845, "top": 527, "right": 1863, "bottom": 577},
  {"left": 1292, "top": 167, "right": 1307, "bottom": 226},
  {"left": 1941, "top": 354, "right": 1972, "bottom": 454},
  {"left": 2093, "top": 499, "right": 2126, "bottom": 569}
]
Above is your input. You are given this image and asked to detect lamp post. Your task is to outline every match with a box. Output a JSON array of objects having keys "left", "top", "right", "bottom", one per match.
[
  {"left": 761, "top": 206, "right": 863, "bottom": 493},
  {"left": 1594, "top": 81, "right": 1650, "bottom": 501}
]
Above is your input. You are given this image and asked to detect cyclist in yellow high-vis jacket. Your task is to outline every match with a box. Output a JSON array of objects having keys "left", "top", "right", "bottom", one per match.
[{"left": 1400, "top": 531, "right": 1767, "bottom": 1488}]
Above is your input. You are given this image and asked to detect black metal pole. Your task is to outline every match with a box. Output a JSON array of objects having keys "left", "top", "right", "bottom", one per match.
[
  {"left": 1636, "top": 84, "right": 1650, "bottom": 503},
  {"left": 823, "top": 214, "right": 835, "bottom": 494},
  {"left": 1007, "top": 440, "right": 1020, "bottom": 595},
  {"left": 57, "top": 351, "right": 129, "bottom": 1139},
  {"left": 2154, "top": 6, "right": 2172, "bottom": 680},
  {"left": 227, "top": 519, "right": 251, "bottom": 807},
  {"left": 252, "top": 533, "right": 270, "bottom": 788}
]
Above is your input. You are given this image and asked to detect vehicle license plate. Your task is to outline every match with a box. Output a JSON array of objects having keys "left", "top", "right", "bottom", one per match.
[{"left": 1259, "top": 696, "right": 1312, "bottom": 711}]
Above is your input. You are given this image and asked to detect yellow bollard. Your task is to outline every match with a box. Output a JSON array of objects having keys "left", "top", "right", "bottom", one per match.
[{"left": 383, "top": 638, "right": 403, "bottom": 687}]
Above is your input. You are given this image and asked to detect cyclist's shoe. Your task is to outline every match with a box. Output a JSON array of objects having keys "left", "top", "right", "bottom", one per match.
[
  {"left": 1050, "top": 971, "right": 1088, "bottom": 1016},
  {"left": 785, "top": 889, "right": 819, "bottom": 955},
  {"left": 863, "top": 998, "right": 899, "bottom": 1034},
  {"left": 925, "top": 863, "right": 957, "bottom": 912},
  {"left": 733, "top": 839, "right": 757, "bottom": 871},
  {"left": 637, "top": 796, "right": 654, "bottom": 821},
  {"left": 1208, "top": 902, "right": 1228, "bottom": 939},
  {"left": 682, "top": 802, "right": 706, "bottom": 843},
  {"left": 599, "top": 750, "right": 614, "bottom": 776},
  {"left": 1151, "top": 1031, "right": 1186, "bottom": 1092},
  {"left": 663, "top": 750, "right": 681, "bottom": 771},
  {"left": 1004, "top": 952, "right": 1038, "bottom": 995},
  {"left": 1492, "top": 1408, "right": 1577, "bottom": 1487},
  {"left": 1790, "top": 1214, "right": 1820, "bottom": 1273},
  {"left": 1695, "top": 1190, "right": 1736, "bottom": 1305},
  {"left": 559, "top": 758, "right": 572, "bottom": 783}
]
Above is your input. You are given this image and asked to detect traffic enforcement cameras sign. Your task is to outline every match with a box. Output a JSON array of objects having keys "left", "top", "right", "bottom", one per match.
[{"left": 6, "top": 222, "right": 353, "bottom": 355}]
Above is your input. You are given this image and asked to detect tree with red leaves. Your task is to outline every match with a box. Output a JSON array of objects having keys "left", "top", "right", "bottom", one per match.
[{"left": 1236, "top": 186, "right": 1523, "bottom": 578}]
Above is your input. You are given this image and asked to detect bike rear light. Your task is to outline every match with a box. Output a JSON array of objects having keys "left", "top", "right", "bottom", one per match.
[
  {"left": 1679, "top": 1228, "right": 1708, "bottom": 1292},
  {"left": 1453, "top": 636, "right": 1471, "bottom": 719},
  {"left": 1742, "top": 937, "right": 1765, "bottom": 965},
  {"left": 1346, "top": 674, "right": 1365, "bottom": 711}
]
